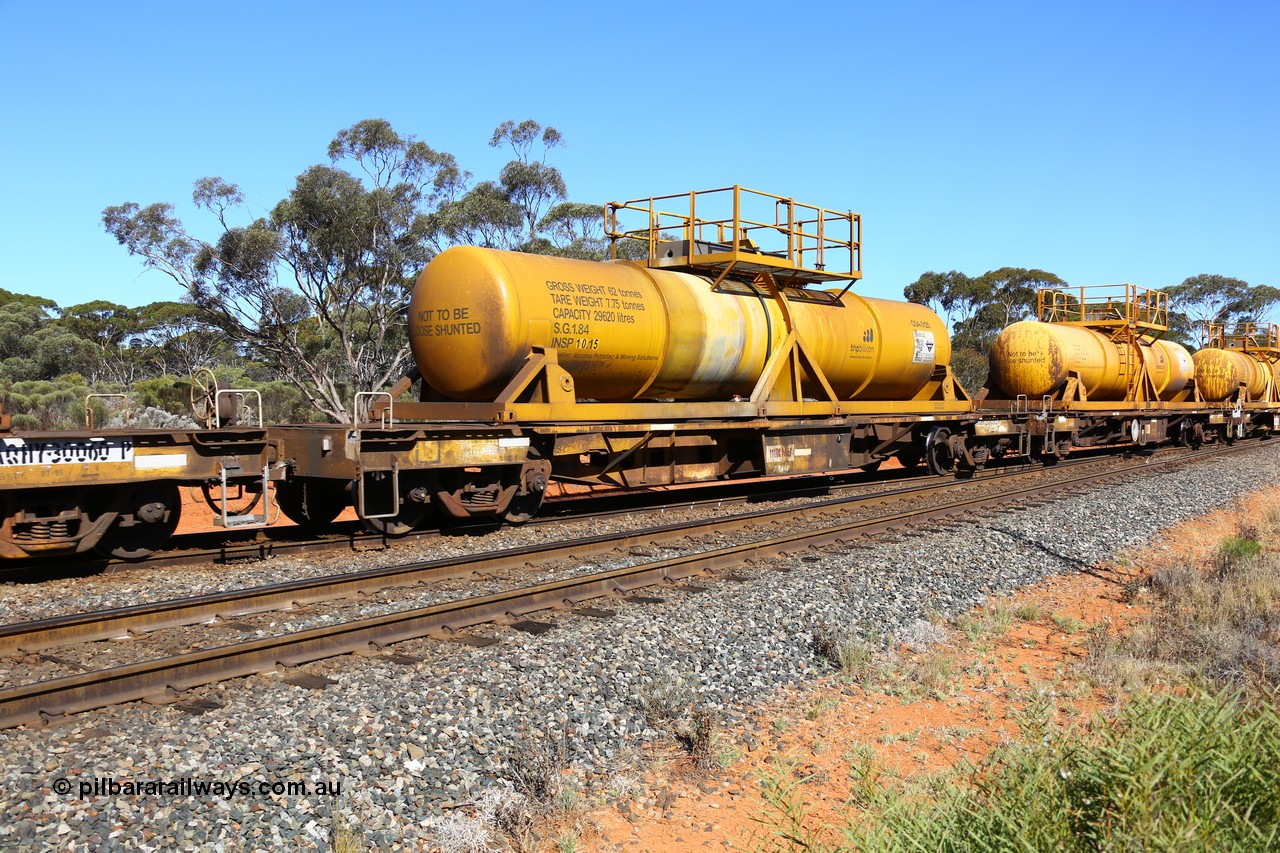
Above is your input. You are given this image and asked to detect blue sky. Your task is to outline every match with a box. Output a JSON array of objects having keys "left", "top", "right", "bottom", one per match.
[{"left": 1, "top": 0, "right": 1275, "bottom": 308}]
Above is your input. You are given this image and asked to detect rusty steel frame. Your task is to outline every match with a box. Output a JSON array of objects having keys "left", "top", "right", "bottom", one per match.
[
  {"left": 0, "top": 428, "right": 275, "bottom": 560},
  {"left": 0, "top": 443, "right": 1247, "bottom": 730}
]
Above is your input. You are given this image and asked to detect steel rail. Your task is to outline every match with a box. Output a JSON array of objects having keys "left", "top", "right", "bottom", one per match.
[
  {"left": 0, "top": 442, "right": 1253, "bottom": 730},
  {"left": 0, "top": 448, "right": 1173, "bottom": 656}
]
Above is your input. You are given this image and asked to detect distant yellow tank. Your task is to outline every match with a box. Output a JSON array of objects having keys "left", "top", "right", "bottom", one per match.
[
  {"left": 408, "top": 247, "right": 951, "bottom": 402},
  {"left": 1191, "top": 347, "right": 1273, "bottom": 401},
  {"left": 987, "top": 320, "right": 1193, "bottom": 401}
]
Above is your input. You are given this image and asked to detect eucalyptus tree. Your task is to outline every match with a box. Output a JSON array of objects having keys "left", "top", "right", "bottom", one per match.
[
  {"left": 535, "top": 201, "right": 611, "bottom": 259},
  {"left": 491, "top": 119, "right": 566, "bottom": 245},
  {"left": 1165, "top": 274, "right": 1280, "bottom": 345},
  {"left": 904, "top": 267, "right": 1063, "bottom": 353},
  {"left": 428, "top": 119, "right": 571, "bottom": 253},
  {"left": 103, "top": 119, "right": 466, "bottom": 422},
  {"left": 104, "top": 118, "right": 602, "bottom": 421},
  {"left": 133, "top": 301, "right": 235, "bottom": 377}
]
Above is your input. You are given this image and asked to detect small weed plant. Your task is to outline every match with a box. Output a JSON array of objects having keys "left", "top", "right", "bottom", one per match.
[
  {"left": 507, "top": 728, "right": 569, "bottom": 805},
  {"left": 1013, "top": 602, "right": 1041, "bottom": 621},
  {"left": 811, "top": 624, "right": 878, "bottom": 681},
  {"left": 682, "top": 705, "right": 721, "bottom": 771},
  {"left": 637, "top": 669, "right": 692, "bottom": 729}
]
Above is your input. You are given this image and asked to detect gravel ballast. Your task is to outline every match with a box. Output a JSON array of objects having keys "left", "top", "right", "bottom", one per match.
[{"left": 2, "top": 443, "right": 1277, "bottom": 851}]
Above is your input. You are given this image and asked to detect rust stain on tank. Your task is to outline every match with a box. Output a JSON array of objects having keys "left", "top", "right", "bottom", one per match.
[{"left": 1046, "top": 344, "right": 1065, "bottom": 390}]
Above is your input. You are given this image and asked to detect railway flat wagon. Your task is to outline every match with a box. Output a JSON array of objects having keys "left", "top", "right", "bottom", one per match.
[{"left": 0, "top": 383, "right": 274, "bottom": 561}]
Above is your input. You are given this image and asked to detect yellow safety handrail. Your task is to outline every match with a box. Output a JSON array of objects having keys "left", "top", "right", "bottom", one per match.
[
  {"left": 1203, "top": 322, "right": 1280, "bottom": 351},
  {"left": 605, "top": 185, "right": 861, "bottom": 284},
  {"left": 1037, "top": 284, "right": 1168, "bottom": 332}
]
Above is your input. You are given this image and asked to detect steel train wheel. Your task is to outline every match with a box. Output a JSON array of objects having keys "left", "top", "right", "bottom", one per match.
[
  {"left": 96, "top": 483, "right": 182, "bottom": 561},
  {"left": 502, "top": 489, "right": 545, "bottom": 524},
  {"left": 925, "top": 428, "right": 954, "bottom": 475},
  {"left": 361, "top": 503, "right": 429, "bottom": 536},
  {"left": 276, "top": 480, "right": 348, "bottom": 531},
  {"left": 503, "top": 463, "right": 549, "bottom": 524}
]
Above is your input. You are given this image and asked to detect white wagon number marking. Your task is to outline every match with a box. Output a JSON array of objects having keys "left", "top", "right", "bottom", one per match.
[{"left": 0, "top": 437, "right": 135, "bottom": 466}]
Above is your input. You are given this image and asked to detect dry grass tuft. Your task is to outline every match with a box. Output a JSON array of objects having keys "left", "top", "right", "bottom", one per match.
[{"left": 1090, "top": 513, "right": 1280, "bottom": 698}]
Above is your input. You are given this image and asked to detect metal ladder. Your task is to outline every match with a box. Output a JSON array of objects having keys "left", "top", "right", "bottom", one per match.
[
  {"left": 353, "top": 392, "right": 400, "bottom": 521},
  {"left": 211, "top": 388, "right": 271, "bottom": 529}
]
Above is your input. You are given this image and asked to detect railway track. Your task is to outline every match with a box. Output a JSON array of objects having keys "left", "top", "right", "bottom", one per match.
[{"left": 0, "top": 442, "right": 1251, "bottom": 729}]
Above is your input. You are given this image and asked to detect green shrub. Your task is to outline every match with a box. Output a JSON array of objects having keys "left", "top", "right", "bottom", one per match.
[
  {"left": 1217, "top": 534, "right": 1263, "bottom": 568},
  {"left": 841, "top": 688, "right": 1280, "bottom": 852}
]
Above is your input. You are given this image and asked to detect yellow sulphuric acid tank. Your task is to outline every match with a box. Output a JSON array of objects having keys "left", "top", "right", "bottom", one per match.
[
  {"left": 1191, "top": 347, "right": 1274, "bottom": 402},
  {"left": 986, "top": 320, "right": 1194, "bottom": 401},
  {"left": 408, "top": 247, "right": 951, "bottom": 402}
]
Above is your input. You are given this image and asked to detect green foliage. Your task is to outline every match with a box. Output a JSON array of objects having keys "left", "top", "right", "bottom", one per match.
[
  {"left": 0, "top": 378, "right": 93, "bottom": 429},
  {"left": 104, "top": 121, "right": 459, "bottom": 421},
  {"left": 841, "top": 689, "right": 1280, "bottom": 852},
  {"left": 949, "top": 346, "right": 988, "bottom": 399},
  {"left": 0, "top": 374, "right": 205, "bottom": 429},
  {"left": 0, "top": 284, "right": 232, "bottom": 391},
  {"left": 258, "top": 380, "right": 321, "bottom": 423},
  {"left": 0, "top": 295, "right": 101, "bottom": 383},
  {"left": 133, "top": 301, "right": 235, "bottom": 376},
  {"left": 490, "top": 119, "right": 566, "bottom": 243},
  {"left": 1166, "top": 273, "right": 1280, "bottom": 345},
  {"left": 59, "top": 301, "right": 139, "bottom": 351},
  {"left": 1218, "top": 534, "right": 1263, "bottom": 564},
  {"left": 131, "top": 376, "right": 190, "bottom": 414},
  {"left": 431, "top": 180, "right": 524, "bottom": 250},
  {"left": 537, "top": 201, "right": 610, "bottom": 260}
]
